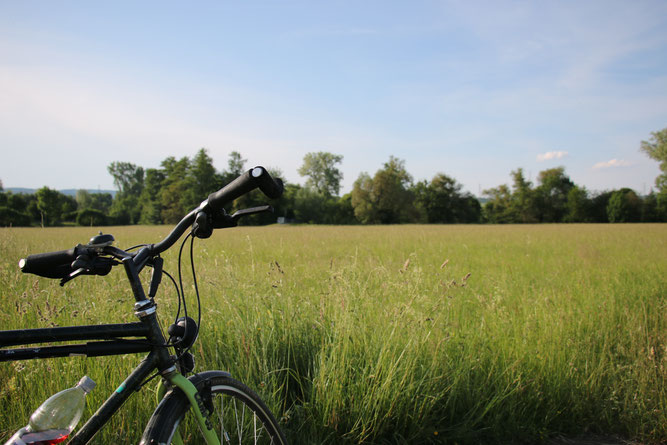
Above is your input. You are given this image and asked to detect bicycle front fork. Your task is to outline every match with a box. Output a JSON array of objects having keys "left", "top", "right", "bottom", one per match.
[{"left": 156, "top": 369, "right": 220, "bottom": 445}]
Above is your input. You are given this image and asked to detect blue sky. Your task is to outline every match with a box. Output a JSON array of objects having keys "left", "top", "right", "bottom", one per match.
[{"left": 2, "top": 1, "right": 667, "bottom": 196}]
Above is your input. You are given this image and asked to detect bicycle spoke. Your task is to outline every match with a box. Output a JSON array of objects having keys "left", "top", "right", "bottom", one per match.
[{"left": 144, "top": 379, "right": 285, "bottom": 444}]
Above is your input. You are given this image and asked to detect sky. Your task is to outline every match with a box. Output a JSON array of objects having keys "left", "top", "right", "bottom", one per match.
[{"left": 1, "top": 1, "right": 667, "bottom": 197}]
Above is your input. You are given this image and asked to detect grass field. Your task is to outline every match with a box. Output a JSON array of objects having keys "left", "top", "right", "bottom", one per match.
[{"left": 0, "top": 224, "right": 665, "bottom": 444}]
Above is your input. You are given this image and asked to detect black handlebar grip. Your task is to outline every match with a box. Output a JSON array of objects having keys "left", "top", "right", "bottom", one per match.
[
  {"left": 19, "top": 247, "right": 79, "bottom": 279},
  {"left": 257, "top": 174, "right": 284, "bottom": 200},
  {"left": 207, "top": 166, "right": 284, "bottom": 211}
]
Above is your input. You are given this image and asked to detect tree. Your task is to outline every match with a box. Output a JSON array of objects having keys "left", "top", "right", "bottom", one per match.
[
  {"left": 534, "top": 167, "right": 574, "bottom": 222},
  {"left": 607, "top": 188, "right": 642, "bottom": 223},
  {"left": 108, "top": 162, "right": 145, "bottom": 224},
  {"left": 35, "top": 187, "right": 59, "bottom": 226},
  {"left": 640, "top": 127, "right": 667, "bottom": 222},
  {"left": 482, "top": 184, "right": 514, "bottom": 223},
  {"left": 641, "top": 192, "right": 660, "bottom": 222},
  {"left": 332, "top": 193, "right": 357, "bottom": 224},
  {"left": 138, "top": 168, "right": 166, "bottom": 225},
  {"left": 90, "top": 193, "right": 113, "bottom": 214},
  {"left": 413, "top": 173, "right": 481, "bottom": 223},
  {"left": 564, "top": 186, "right": 590, "bottom": 223},
  {"left": 77, "top": 209, "right": 107, "bottom": 226},
  {"left": 510, "top": 168, "right": 537, "bottom": 223},
  {"left": 640, "top": 127, "right": 667, "bottom": 193},
  {"left": 352, "top": 156, "right": 419, "bottom": 224},
  {"left": 160, "top": 156, "right": 191, "bottom": 224},
  {"left": 374, "top": 156, "right": 416, "bottom": 223},
  {"left": 0, "top": 206, "right": 31, "bottom": 226},
  {"left": 189, "top": 148, "right": 222, "bottom": 206},
  {"left": 35, "top": 187, "right": 72, "bottom": 226},
  {"left": 414, "top": 175, "right": 456, "bottom": 223},
  {"left": 222, "top": 151, "right": 247, "bottom": 185},
  {"left": 350, "top": 172, "right": 376, "bottom": 224},
  {"left": 76, "top": 190, "right": 112, "bottom": 214},
  {"left": 0, "top": 190, "right": 32, "bottom": 226},
  {"left": 292, "top": 186, "right": 329, "bottom": 223},
  {"left": 589, "top": 191, "right": 613, "bottom": 222},
  {"left": 460, "top": 195, "right": 482, "bottom": 223},
  {"left": 298, "top": 152, "right": 344, "bottom": 196},
  {"left": 1, "top": 191, "right": 30, "bottom": 215},
  {"left": 76, "top": 189, "right": 93, "bottom": 209},
  {"left": 108, "top": 162, "right": 145, "bottom": 196},
  {"left": 351, "top": 157, "right": 417, "bottom": 224}
]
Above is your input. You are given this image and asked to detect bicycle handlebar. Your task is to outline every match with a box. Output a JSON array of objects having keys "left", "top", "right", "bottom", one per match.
[
  {"left": 19, "top": 247, "right": 80, "bottom": 279},
  {"left": 19, "top": 166, "right": 283, "bottom": 280},
  {"left": 152, "top": 167, "right": 282, "bottom": 254},
  {"left": 206, "top": 167, "right": 283, "bottom": 211}
]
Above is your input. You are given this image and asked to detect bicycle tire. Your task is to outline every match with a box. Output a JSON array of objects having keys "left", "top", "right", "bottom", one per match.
[{"left": 141, "top": 373, "right": 287, "bottom": 445}]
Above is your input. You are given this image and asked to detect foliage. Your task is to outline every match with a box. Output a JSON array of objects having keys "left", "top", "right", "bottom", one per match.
[
  {"left": 640, "top": 127, "right": 667, "bottom": 193},
  {"left": 75, "top": 190, "right": 112, "bottom": 215},
  {"left": 0, "top": 206, "right": 31, "bottom": 226},
  {"left": 414, "top": 173, "right": 481, "bottom": 223},
  {"left": 534, "top": 167, "right": 575, "bottom": 222},
  {"left": 564, "top": 186, "right": 590, "bottom": 222},
  {"left": 482, "top": 168, "right": 658, "bottom": 224},
  {"left": 351, "top": 156, "right": 418, "bottom": 224},
  {"left": 159, "top": 156, "right": 192, "bottom": 224},
  {"left": 607, "top": 188, "right": 642, "bottom": 223},
  {"left": 107, "top": 161, "right": 145, "bottom": 196},
  {"left": 222, "top": 151, "right": 247, "bottom": 185},
  {"left": 76, "top": 208, "right": 108, "bottom": 226},
  {"left": 35, "top": 187, "right": 77, "bottom": 226},
  {"left": 6, "top": 140, "right": 667, "bottom": 227},
  {"left": 510, "top": 168, "right": 538, "bottom": 223},
  {"left": 108, "top": 162, "right": 145, "bottom": 225},
  {"left": 482, "top": 184, "right": 515, "bottom": 223},
  {"left": 189, "top": 148, "right": 223, "bottom": 205},
  {"left": 291, "top": 186, "right": 331, "bottom": 224},
  {"left": 298, "top": 152, "right": 344, "bottom": 196},
  {"left": 0, "top": 192, "right": 34, "bottom": 226}
]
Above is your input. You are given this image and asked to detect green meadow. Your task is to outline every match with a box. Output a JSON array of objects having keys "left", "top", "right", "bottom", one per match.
[{"left": 0, "top": 224, "right": 665, "bottom": 444}]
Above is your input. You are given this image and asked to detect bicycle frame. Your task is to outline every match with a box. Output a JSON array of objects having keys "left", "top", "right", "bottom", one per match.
[
  {"left": 2, "top": 167, "right": 287, "bottom": 445},
  {"left": 0, "top": 247, "right": 221, "bottom": 445}
]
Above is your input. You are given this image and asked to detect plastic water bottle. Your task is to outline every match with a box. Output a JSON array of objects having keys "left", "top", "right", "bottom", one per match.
[{"left": 4, "top": 376, "right": 96, "bottom": 445}]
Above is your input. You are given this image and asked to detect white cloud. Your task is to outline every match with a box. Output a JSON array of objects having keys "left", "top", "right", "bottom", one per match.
[
  {"left": 592, "top": 159, "right": 633, "bottom": 169},
  {"left": 537, "top": 151, "right": 568, "bottom": 162}
]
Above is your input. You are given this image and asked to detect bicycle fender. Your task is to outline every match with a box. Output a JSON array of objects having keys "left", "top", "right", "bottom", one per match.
[{"left": 139, "top": 371, "right": 232, "bottom": 445}]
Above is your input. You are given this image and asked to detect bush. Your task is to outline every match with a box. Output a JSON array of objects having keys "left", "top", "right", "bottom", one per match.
[
  {"left": 76, "top": 208, "right": 108, "bottom": 226},
  {"left": 0, "top": 206, "right": 32, "bottom": 226}
]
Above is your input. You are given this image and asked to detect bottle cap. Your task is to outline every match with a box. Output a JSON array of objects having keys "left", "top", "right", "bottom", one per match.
[{"left": 77, "top": 376, "right": 96, "bottom": 393}]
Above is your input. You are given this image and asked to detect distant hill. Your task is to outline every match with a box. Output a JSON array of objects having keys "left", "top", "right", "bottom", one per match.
[{"left": 5, "top": 188, "right": 116, "bottom": 197}]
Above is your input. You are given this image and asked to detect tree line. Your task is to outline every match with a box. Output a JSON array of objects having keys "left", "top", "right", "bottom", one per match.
[{"left": 2, "top": 128, "right": 666, "bottom": 227}]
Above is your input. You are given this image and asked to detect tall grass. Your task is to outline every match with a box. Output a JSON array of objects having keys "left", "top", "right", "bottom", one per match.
[{"left": 0, "top": 224, "right": 665, "bottom": 444}]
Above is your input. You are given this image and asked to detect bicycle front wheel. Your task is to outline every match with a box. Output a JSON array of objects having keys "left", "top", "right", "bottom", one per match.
[{"left": 142, "top": 374, "right": 287, "bottom": 445}]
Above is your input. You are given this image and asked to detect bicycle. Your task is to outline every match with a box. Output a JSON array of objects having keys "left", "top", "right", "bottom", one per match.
[{"left": 1, "top": 166, "right": 288, "bottom": 445}]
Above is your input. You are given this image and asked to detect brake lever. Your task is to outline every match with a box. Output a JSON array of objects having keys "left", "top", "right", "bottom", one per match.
[
  {"left": 195, "top": 205, "right": 274, "bottom": 238},
  {"left": 230, "top": 205, "right": 273, "bottom": 222},
  {"left": 60, "top": 268, "right": 86, "bottom": 286},
  {"left": 59, "top": 256, "right": 117, "bottom": 286}
]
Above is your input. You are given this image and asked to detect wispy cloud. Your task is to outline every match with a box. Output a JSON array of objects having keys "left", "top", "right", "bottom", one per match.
[
  {"left": 592, "top": 159, "right": 633, "bottom": 169},
  {"left": 537, "top": 151, "right": 568, "bottom": 161}
]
